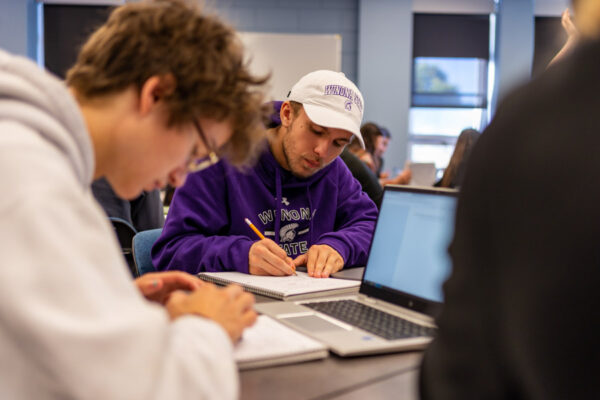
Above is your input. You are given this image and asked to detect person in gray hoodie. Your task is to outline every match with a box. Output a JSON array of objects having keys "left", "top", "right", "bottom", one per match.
[{"left": 0, "top": 1, "right": 269, "bottom": 399}]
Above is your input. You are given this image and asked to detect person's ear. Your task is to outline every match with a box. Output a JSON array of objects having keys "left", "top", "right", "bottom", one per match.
[
  {"left": 280, "top": 101, "right": 294, "bottom": 128},
  {"left": 139, "top": 74, "right": 176, "bottom": 115}
]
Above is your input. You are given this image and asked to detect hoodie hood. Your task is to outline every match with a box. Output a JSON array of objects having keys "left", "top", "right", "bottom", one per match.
[{"left": 0, "top": 50, "right": 94, "bottom": 187}]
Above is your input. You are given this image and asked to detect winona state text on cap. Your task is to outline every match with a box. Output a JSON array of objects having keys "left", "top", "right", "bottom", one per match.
[{"left": 287, "top": 70, "right": 365, "bottom": 148}]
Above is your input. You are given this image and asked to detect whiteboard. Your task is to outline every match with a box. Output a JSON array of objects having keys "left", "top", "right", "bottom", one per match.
[{"left": 238, "top": 32, "right": 341, "bottom": 101}]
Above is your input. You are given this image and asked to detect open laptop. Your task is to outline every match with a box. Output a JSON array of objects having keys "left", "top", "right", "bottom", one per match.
[
  {"left": 255, "top": 185, "right": 457, "bottom": 356},
  {"left": 408, "top": 162, "right": 437, "bottom": 186}
]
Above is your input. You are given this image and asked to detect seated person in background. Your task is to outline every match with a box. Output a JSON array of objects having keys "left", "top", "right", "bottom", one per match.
[
  {"left": 347, "top": 122, "right": 380, "bottom": 172},
  {"left": 349, "top": 122, "right": 411, "bottom": 186},
  {"left": 421, "top": 0, "right": 600, "bottom": 397},
  {"left": 92, "top": 177, "right": 165, "bottom": 231},
  {"left": 93, "top": 177, "right": 165, "bottom": 275},
  {"left": 0, "top": 1, "right": 266, "bottom": 398},
  {"left": 153, "top": 70, "right": 378, "bottom": 278},
  {"left": 434, "top": 128, "right": 480, "bottom": 189},
  {"left": 266, "top": 102, "right": 383, "bottom": 208},
  {"left": 374, "top": 126, "right": 391, "bottom": 177},
  {"left": 163, "top": 184, "right": 176, "bottom": 207},
  {"left": 374, "top": 126, "right": 413, "bottom": 185},
  {"left": 379, "top": 162, "right": 412, "bottom": 186},
  {"left": 340, "top": 147, "right": 383, "bottom": 209}
]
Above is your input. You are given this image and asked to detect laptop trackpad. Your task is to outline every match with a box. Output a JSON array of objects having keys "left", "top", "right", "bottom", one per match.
[{"left": 282, "top": 315, "right": 347, "bottom": 332}]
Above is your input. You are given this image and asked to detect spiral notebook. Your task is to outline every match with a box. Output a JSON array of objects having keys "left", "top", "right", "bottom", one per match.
[
  {"left": 197, "top": 271, "right": 360, "bottom": 301},
  {"left": 234, "top": 315, "right": 328, "bottom": 370}
]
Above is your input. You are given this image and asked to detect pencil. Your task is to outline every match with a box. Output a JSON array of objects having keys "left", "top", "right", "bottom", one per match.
[
  {"left": 244, "top": 217, "right": 296, "bottom": 275},
  {"left": 244, "top": 218, "right": 265, "bottom": 240}
]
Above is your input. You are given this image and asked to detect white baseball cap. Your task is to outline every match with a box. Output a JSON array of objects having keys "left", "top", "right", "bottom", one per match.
[{"left": 287, "top": 70, "right": 365, "bottom": 148}]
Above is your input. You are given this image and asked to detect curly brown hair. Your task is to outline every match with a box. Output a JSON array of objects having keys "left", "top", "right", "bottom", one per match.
[{"left": 66, "top": 0, "right": 268, "bottom": 167}]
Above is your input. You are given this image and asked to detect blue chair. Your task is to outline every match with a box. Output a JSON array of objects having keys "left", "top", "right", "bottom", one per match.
[{"left": 132, "top": 228, "right": 163, "bottom": 276}]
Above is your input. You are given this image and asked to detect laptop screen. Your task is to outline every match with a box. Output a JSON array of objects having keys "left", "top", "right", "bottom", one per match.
[{"left": 362, "top": 187, "right": 457, "bottom": 312}]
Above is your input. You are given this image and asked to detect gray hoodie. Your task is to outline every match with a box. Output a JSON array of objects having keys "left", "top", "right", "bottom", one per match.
[{"left": 0, "top": 49, "right": 237, "bottom": 400}]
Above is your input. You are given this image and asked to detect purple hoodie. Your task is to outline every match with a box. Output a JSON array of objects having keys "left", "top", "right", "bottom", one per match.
[{"left": 152, "top": 146, "right": 378, "bottom": 275}]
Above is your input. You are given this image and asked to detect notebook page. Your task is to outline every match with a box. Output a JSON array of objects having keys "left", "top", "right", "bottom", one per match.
[
  {"left": 201, "top": 271, "right": 360, "bottom": 296},
  {"left": 234, "top": 315, "right": 326, "bottom": 365}
]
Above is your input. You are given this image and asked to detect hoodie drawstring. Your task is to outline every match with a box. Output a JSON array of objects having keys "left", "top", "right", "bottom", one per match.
[
  {"left": 275, "top": 165, "right": 314, "bottom": 251},
  {"left": 307, "top": 185, "right": 314, "bottom": 246},
  {"left": 275, "top": 167, "right": 282, "bottom": 244}
]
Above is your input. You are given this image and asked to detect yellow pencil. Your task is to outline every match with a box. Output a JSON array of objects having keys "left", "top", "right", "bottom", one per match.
[
  {"left": 244, "top": 218, "right": 265, "bottom": 240},
  {"left": 244, "top": 218, "right": 296, "bottom": 275}
]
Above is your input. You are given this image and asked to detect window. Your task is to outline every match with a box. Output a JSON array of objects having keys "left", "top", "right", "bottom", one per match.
[
  {"left": 410, "top": 14, "right": 490, "bottom": 169},
  {"left": 412, "top": 57, "right": 487, "bottom": 108},
  {"left": 410, "top": 107, "right": 486, "bottom": 136}
]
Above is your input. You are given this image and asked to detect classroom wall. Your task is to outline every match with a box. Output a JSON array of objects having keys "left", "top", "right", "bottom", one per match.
[
  {"left": 413, "top": 0, "right": 494, "bottom": 14},
  {"left": 0, "top": 0, "right": 36, "bottom": 58},
  {"left": 207, "top": 0, "right": 359, "bottom": 85},
  {"left": 490, "top": 0, "right": 535, "bottom": 114},
  {"left": 358, "top": 0, "right": 413, "bottom": 173},
  {"left": 535, "top": 0, "right": 570, "bottom": 16},
  {"left": 210, "top": 0, "right": 561, "bottom": 168},
  {"left": 0, "top": 0, "right": 565, "bottom": 171}
]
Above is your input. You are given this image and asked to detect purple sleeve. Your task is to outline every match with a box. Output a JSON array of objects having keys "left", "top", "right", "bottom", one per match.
[
  {"left": 316, "top": 163, "right": 378, "bottom": 266},
  {"left": 151, "top": 164, "right": 253, "bottom": 273}
]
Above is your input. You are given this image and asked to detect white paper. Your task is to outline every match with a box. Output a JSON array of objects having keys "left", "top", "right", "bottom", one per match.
[
  {"left": 234, "top": 315, "right": 326, "bottom": 364},
  {"left": 202, "top": 271, "right": 360, "bottom": 296}
]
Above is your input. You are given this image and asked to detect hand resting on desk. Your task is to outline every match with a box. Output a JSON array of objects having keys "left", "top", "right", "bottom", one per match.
[
  {"left": 249, "top": 239, "right": 344, "bottom": 278},
  {"left": 166, "top": 283, "right": 256, "bottom": 343},
  {"left": 166, "top": 283, "right": 257, "bottom": 342},
  {"left": 293, "top": 244, "right": 344, "bottom": 278},
  {"left": 135, "top": 272, "right": 257, "bottom": 342}
]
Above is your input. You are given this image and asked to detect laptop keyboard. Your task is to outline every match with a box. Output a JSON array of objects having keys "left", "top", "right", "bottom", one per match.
[{"left": 304, "top": 299, "right": 435, "bottom": 340}]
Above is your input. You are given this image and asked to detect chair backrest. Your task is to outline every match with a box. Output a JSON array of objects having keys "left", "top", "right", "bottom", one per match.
[
  {"left": 132, "top": 228, "right": 163, "bottom": 276},
  {"left": 109, "top": 217, "right": 138, "bottom": 277}
]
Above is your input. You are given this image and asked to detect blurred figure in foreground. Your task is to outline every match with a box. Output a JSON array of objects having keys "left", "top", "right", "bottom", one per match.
[
  {"left": 0, "top": 1, "right": 266, "bottom": 398},
  {"left": 420, "top": 1, "right": 600, "bottom": 398},
  {"left": 548, "top": 8, "right": 579, "bottom": 66}
]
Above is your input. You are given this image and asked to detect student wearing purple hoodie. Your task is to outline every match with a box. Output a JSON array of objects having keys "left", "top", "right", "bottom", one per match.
[{"left": 153, "top": 70, "right": 378, "bottom": 278}]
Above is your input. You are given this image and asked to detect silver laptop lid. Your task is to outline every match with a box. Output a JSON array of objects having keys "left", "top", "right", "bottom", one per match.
[{"left": 360, "top": 186, "right": 457, "bottom": 316}]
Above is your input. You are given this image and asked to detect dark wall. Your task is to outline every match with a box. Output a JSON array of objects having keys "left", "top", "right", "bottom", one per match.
[
  {"left": 532, "top": 16, "right": 568, "bottom": 77},
  {"left": 44, "top": 5, "right": 112, "bottom": 78}
]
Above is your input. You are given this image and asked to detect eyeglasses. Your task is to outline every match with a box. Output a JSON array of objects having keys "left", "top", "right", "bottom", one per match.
[{"left": 187, "top": 120, "right": 220, "bottom": 173}]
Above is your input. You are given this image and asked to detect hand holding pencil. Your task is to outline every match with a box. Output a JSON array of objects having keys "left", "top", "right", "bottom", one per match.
[{"left": 245, "top": 218, "right": 297, "bottom": 276}]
